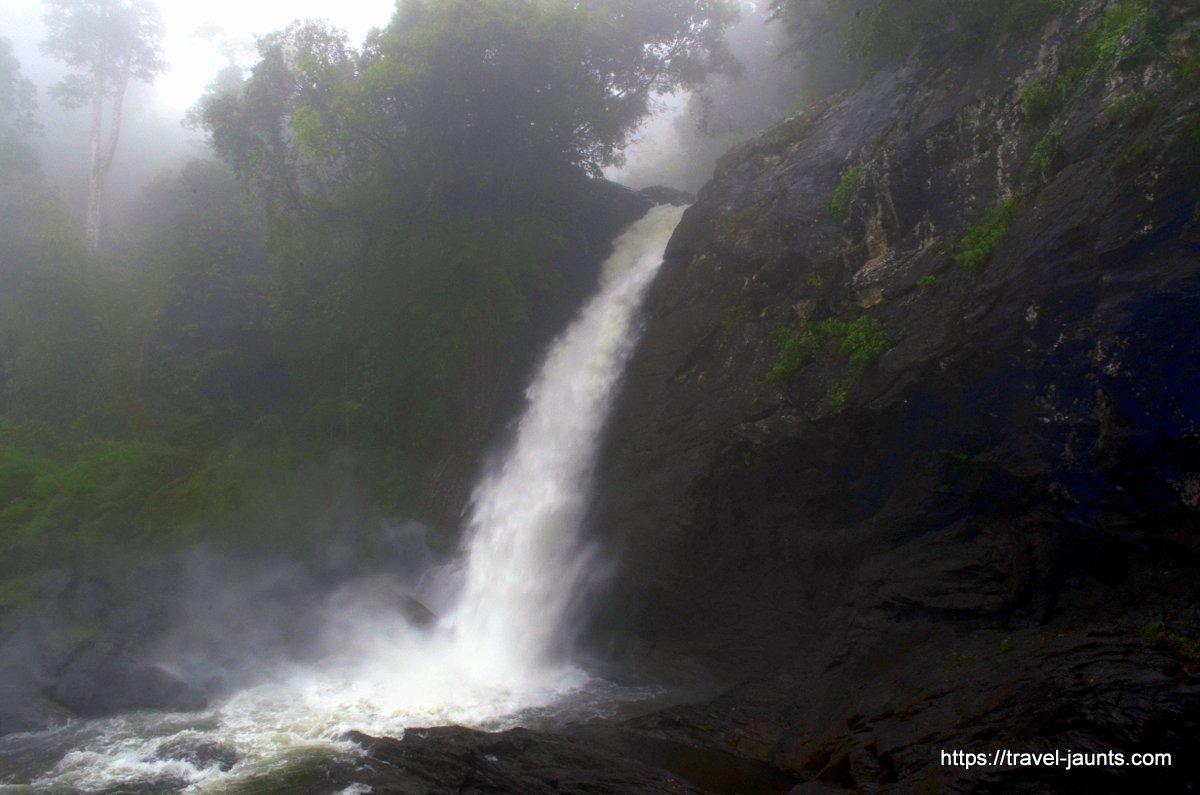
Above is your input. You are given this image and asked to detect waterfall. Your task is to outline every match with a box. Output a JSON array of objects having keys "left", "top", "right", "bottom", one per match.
[
  {"left": 13, "top": 204, "right": 686, "bottom": 793},
  {"left": 449, "top": 202, "right": 687, "bottom": 674}
]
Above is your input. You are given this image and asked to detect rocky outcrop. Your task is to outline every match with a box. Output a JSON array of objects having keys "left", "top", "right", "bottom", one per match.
[
  {"left": 586, "top": 0, "right": 1200, "bottom": 791},
  {"left": 50, "top": 648, "right": 207, "bottom": 717},
  {"left": 345, "top": 727, "right": 715, "bottom": 794}
]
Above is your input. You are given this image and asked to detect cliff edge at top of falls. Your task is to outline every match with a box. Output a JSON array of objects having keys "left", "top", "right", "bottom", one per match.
[{"left": 583, "top": 0, "right": 1200, "bottom": 791}]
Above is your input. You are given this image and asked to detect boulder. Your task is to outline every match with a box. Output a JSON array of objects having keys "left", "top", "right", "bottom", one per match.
[{"left": 50, "top": 650, "right": 207, "bottom": 717}]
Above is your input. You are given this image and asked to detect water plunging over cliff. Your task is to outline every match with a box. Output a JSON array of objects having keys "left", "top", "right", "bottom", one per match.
[
  {"left": 450, "top": 202, "right": 687, "bottom": 675},
  {"left": 4, "top": 204, "right": 686, "bottom": 793}
]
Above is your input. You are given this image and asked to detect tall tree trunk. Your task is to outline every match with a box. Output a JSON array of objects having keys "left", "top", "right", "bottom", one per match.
[
  {"left": 85, "top": 75, "right": 103, "bottom": 252},
  {"left": 84, "top": 55, "right": 130, "bottom": 253}
]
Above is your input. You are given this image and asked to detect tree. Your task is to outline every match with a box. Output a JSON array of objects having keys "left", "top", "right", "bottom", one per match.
[
  {"left": 360, "top": 0, "right": 739, "bottom": 201},
  {"left": 41, "top": 0, "right": 166, "bottom": 251},
  {"left": 0, "top": 38, "right": 38, "bottom": 179},
  {"left": 197, "top": 0, "right": 738, "bottom": 213},
  {"left": 0, "top": 38, "right": 42, "bottom": 266},
  {"left": 189, "top": 1, "right": 738, "bottom": 514}
]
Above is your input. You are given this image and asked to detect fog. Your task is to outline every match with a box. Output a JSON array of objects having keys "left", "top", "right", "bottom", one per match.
[
  {"left": 608, "top": 1, "right": 803, "bottom": 193},
  {"left": 1, "top": 0, "right": 385, "bottom": 108},
  {"left": 0, "top": 0, "right": 389, "bottom": 236},
  {"left": 1, "top": 0, "right": 826, "bottom": 224}
]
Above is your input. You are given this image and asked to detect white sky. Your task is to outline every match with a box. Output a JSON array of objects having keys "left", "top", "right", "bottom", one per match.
[{"left": 1, "top": 0, "right": 394, "bottom": 111}]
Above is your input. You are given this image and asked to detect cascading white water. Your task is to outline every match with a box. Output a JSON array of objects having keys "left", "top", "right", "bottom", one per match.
[
  {"left": 4, "top": 203, "right": 686, "bottom": 793},
  {"left": 449, "top": 202, "right": 687, "bottom": 676}
]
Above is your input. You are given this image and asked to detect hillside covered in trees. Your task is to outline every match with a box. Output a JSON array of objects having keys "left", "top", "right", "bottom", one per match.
[{"left": 0, "top": 0, "right": 736, "bottom": 602}]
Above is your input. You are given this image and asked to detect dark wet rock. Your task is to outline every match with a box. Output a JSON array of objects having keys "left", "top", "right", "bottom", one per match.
[
  {"left": 153, "top": 736, "right": 240, "bottom": 772},
  {"left": 93, "top": 777, "right": 193, "bottom": 793},
  {"left": 586, "top": 0, "right": 1200, "bottom": 791},
  {"left": 399, "top": 596, "right": 437, "bottom": 629},
  {"left": 345, "top": 726, "right": 715, "bottom": 794},
  {"left": 0, "top": 612, "right": 99, "bottom": 734},
  {"left": 50, "top": 650, "right": 207, "bottom": 717},
  {"left": 0, "top": 688, "right": 71, "bottom": 736},
  {"left": 640, "top": 185, "right": 696, "bottom": 206}
]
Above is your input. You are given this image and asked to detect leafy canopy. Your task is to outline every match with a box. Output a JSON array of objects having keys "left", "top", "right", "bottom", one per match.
[
  {"left": 0, "top": 39, "right": 37, "bottom": 176},
  {"left": 197, "top": 0, "right": 737, "bottom": 210},
  {"left": 41, "top": 0, "right": 166, "bottom": 108}
]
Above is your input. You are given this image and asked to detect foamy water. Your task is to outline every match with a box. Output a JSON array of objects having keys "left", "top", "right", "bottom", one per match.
[{"left": 0, "top": 204, "right": 686, "bottom": 793}]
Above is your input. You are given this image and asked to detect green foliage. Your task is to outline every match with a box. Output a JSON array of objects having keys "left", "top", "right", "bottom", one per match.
[
  {"left": 767, "top": 323, "right": 823, "bottom": 382},
  {"left": 840, "top": 316, "right": 890, "bottom": 370},
  {"left": 918, "top": 275, "right": 937, "bottom": 289},
  {"left": 0, "top": 428, "right": 195, "bottom": 574},
  {"left": 1142, "top": 621, "right": 1200, "bottom": 664},
  {"left": 950, "top": 195, "right": 1025, "bottom": 270},
  {"left": 0, "top": 38, "right": 37, "bottom": 177},
  {"left": 1083, "top": 0, "right": 1153, "bottom": 69},
  {"left": 1174, "top": 56, "right": 1200, "bottom": 84},
  {"left": 827, "top": 164, "right": 863, "bottom": 222},
  {"left": 827, "top": 381, "right": 849, "bottom": 411},
  {"left": 0, "top": 414, "right": 369, "bottom": 591},
  {"left": 42, "top": 0, "right": 166, "bottom": 106},
  {"left": 185, "top": 2, "right": 741, "bottom": 505},
  {"left": 1174, "top": 33, "right": 1200, "bottom": 83},
  {"left": 42, "top": 0, "right": 168, "bottom": 247},
  {"left": 1029, "top": 127, "right": 1062, "bottom": 174},
  {"left": 1, "top": 159, "right": 274, "bottom": 444},
  {"left": 199, "top": 2, "right": 737, "bottom": 206},
  {"left": 1020, "top": 80, "right": 1062, "bottom": 127},
  {"left": 0, "top": 2, "right": 752, "bottom": 603},
  {"left": 1017, "top": 1, "right": 1162, "bottom": 133},
  {"left": 767, "top": 314, "right": 889, "bottom": 383}
]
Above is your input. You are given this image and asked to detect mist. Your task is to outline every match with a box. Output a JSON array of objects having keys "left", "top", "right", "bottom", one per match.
[
  {"left": 0, "top": 0, "right": 391, "bottom": 249},
  {"left": 7, "top": 0, "right": 1172, "bottom": 792}
]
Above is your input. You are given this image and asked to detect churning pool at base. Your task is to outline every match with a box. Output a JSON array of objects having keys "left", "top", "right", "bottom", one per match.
[{"left": 0, "top": 669, "right": 667, "bottom": 793}]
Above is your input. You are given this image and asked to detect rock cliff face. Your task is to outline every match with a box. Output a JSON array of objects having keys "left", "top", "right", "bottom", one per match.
[{"left": 590, "top": 1, "right": 1200, "bottom": 790}]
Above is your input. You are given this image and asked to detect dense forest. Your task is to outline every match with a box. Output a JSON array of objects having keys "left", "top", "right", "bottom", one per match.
[
  {"left": 1, "top": 0, "right": 1198, "bottom": 791},
  {"left": 0, "top": 0, "right": 746, "bottom": 604}
]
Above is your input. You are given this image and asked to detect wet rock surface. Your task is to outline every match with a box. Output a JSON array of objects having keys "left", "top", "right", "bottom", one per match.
[
  {"left": 51, "top": 650, "right": 208, "bottom": 717},
  {"left": 345, "top": 727, "right": 706, "bottom": 794},
  {"left": 580, "top": 1, "right": 1200, "bottom": 791}
]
